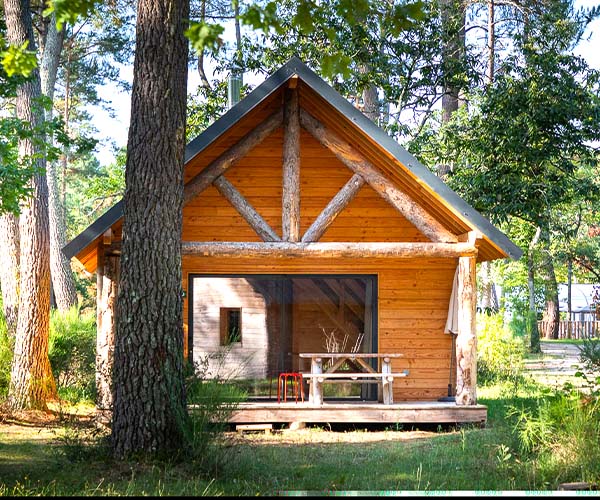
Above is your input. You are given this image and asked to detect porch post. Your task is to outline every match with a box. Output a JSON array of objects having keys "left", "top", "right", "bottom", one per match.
[
  {"left": 96, "top": 248, "right": 120, "bottom": 411},
  {"left": 455, "top": 255, "right": 477, "bottom": 405}
]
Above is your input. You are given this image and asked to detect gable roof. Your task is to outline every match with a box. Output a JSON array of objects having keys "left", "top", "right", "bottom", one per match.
[{"left": 64, "top": 56, "right": 522, "bottom": 266}]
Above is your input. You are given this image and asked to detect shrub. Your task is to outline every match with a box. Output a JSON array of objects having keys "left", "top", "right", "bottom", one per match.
[
  {"left": 0, "top": 307, "right": 13, "bottom": 400},
  {"left": 477, "top": 312, "right": 525, "bottom": 385},
  {"left": 49, "top": 307, "right": 96, "bottom": 403}
]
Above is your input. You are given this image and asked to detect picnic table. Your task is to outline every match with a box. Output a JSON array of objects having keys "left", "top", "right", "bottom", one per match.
[{"left": 298, "top": 353, "right": 409, "bottom": 405}]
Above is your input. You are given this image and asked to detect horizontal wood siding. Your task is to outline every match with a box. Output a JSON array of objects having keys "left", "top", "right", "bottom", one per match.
[
  {"left": 191, "top": 277, "right": 269, "bottom": 379},
  {"left": 181, "top": 129, "right": 427, "bottom": 244},
  {"left": 183, "top": 256, "right": 456, "bottom": 401}
]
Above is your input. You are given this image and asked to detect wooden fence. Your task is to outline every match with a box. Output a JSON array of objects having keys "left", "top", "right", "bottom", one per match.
[{"left": 537, "top": 320, "right": 600, "bottom": 339}]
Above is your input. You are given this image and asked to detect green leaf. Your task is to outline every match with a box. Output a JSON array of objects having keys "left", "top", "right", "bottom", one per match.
[
  {"left": 185, "top": 21, "right": 225, "bottom": 55},
  {"left": 1, "top": 41, "right": 37, "bottom": 77},
  {"left": 44, "top": 0, "right": 100, "bottom": 31}
]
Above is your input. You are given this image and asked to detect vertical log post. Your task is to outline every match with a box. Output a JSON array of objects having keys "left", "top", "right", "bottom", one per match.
[
  {"left": 96, "top": 247, "right": 120, "bottom": 412},
  {"left": 455, "top": 255, "right": 477, "bottom": 405},
  {"left": 282, "top": 87, "right": 300, "bottom": 241},
  {"left": 310, "top": 356, "right": 323, "bottom": 406},
  {"left": 381, "top": 356, "right": 393, "bottom": 405}
]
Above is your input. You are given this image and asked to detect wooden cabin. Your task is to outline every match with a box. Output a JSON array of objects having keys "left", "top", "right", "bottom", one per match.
[{"left": 64, "top": 58, "right": 522, "bottom": 424}]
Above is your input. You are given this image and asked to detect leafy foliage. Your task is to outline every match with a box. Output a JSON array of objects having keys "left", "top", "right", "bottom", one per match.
[
  {"left": 477, "top": 312, "right": 526, "bottom": 385},
  {"left": 0, "top": 40, "right": 37, "bottom": 77},
  {"left": 48, "top": 308, "right": 96, "bottom": 403},
  {"left": 0, "top": 302, "right": 14, "bottom": 400},
  {"left": 0, "top": 96, "right": 71, "bottom": 215}
]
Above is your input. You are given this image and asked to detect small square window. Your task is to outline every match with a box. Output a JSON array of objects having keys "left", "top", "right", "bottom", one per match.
[{"left": 220, "top": 308, "right": 242, "bottom": 345}]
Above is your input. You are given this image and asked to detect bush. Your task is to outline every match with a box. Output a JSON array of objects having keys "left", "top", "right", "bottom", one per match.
[
  {"left": 49, "top": 307, "right": 96, "bottom": 403},
  {"left": 477, "top": 312, "right": 525, "bottom": 385},
  {"left": 0, "top": 307, "right": 13, "bottom": 400}
]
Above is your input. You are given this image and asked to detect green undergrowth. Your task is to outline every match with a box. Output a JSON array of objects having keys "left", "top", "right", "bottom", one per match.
[{"left": 2, "top": 378, "right": 600, "bottom": 495}]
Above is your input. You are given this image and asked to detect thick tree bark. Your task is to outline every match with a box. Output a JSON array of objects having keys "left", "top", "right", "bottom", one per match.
[
  {"left": 527, "top": 226, "right": 542, "bottom": 353},
  {"left": 0, "top": 214, "right": 20, "bottom": 337},
  {"left": 440, "top": 0, "right": 466, "bottom": 124},
  {"left": 40, "top": 14, "right": 77, "bottom": 312},
  {"left": 362, "top": 83, "right": 379, "bottom": 124},
  {"left": 112, "top": 0, "right": 190, "bottom": 458},
  {"left": 540, "top": 224, "right": 559, "bottom": 339},
  {"left": 5, "top": 0, "right": 56, "bottom": 410}
]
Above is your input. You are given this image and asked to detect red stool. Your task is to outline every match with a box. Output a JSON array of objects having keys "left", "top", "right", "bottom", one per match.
[{"left": 277, "top": 372, "right": 304, "bottom": 403}]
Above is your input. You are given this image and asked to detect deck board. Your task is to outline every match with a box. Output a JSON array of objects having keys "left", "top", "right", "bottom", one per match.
[{"left": 218, "top": 401, "right": 487, "bottom": 425}]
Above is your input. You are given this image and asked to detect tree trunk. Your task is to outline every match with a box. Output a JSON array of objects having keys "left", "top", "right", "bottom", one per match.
[
  {"left": 196, "top": 0, "right": 210, "bottom": 89},
  {"left": 0, "top": 214, "right": 20, "bottom": 337},
  {"left": 540, "top": 224, "right": 559, "bottom": 339},
  {"left": 487, "top": 0, "right": 495, "bottom": 85},
  {"left": 440, "top": 0, "right": 466, "bottom": 124},
  {"left": 567, "top": 258, "right": 572, "bottom": 339},
  {"left": 527, "top": 226, "right": 541, "bottom": 353},
  {"left": 40, "top": 13, "right": 77, "bottom": 312},
  {"left": 5, "top": 0, "right": 56, "bottom": 410},
  {"left": 112, "top": 0, "right": 189, "bottom": 458},
  {"left": 362, "top": 83, "right": 379, "bottom": 124}
]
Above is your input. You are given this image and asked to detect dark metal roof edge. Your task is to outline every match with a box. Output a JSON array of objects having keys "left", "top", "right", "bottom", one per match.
[
  {"left": 63, "top": 61, "right": 299, "bottom": 259},
  {"left": 64, "top": 56, "right": 523, "bottom": 262},
  {"left": 184, "top": 59, "right": 299, "bottom": 163},
  {"left": 63, "top": 201, "right": 123, "bottom": 259},
  {"left": 291, "top": 58, "right": 523, "bottom": 260}
]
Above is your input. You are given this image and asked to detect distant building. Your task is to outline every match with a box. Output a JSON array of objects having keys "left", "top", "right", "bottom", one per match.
[{"left": 558, "top": 283, "right": 599, "bottom": 321}]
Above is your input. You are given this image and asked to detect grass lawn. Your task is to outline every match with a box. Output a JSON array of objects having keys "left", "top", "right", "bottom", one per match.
[{"left": 1, "top": 379, "right": 598, "bottom": 496}]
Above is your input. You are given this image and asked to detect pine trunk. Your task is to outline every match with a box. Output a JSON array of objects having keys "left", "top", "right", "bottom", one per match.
[
  {"left": 5, "top": 0, "right": 56, "bottom": 410},
  {"left": 440, "top": 0, "right": 466, "bottom": 123},
  {"left": 540, "top": 225, "right": 559, "bottom": 339},
  {"left": 111, "top": 0, "right": 189, "bottom": 458},
  {"left": 0, "top": 214, "right": 20, "bottom": 337},
  {"left": 40, "top": 14, "right": 77, "bottom": 312},
  {"left": 527, "top": 227, "right": 541, "bottom": 353}
]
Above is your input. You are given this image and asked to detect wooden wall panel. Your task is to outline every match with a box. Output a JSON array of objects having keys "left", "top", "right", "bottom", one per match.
[
  {"left": 182, "top": 256, "right": 457, "bottom": 401},
  {"left": 181, "top": 128, "right": 429, "bottom": 244}
]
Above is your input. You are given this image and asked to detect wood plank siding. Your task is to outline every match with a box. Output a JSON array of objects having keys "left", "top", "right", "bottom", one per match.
[
  {"left": 67, "top": 60, "right": 521, "bottom": 415},
  {"left": 182, "top": 129, "right": 428, "bottom": 244}
]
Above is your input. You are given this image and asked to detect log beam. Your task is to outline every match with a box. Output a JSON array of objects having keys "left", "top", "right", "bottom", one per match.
[
  {"left": 181, "top": 241, "right": 478, "bottom": 259},
  {"left": 183, "top": 110, "right": 283, "bottom": 205},
  {"left": 455, "top": 255, "right": 477, "bottom": 405},
  {"left": 213, "top": 176, "right": 281, "bottom": 242},
  {"left": 96, "top": 249, "right": 120, "bottom": 411},
  {"left": 299, "top": 109, "right": 457, "bottom": 243},
  {"left": 302, "top": 173, "right": 365, "bottom": 242},
  {"left": 282, "top": 88, "right": 301, "bottom": 241}
]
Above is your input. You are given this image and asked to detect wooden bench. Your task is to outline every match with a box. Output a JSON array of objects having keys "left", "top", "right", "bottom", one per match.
[{"left": 302, "top": 370, "right": 409, "bottom": 405}]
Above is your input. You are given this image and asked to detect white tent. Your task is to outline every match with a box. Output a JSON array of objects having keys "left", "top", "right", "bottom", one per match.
[{"left": 558, "top": 284, "right": 599, "bottom": 319}]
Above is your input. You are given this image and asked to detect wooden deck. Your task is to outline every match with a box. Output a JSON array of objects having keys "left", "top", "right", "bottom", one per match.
[{"left": 227, "top": 401, "right": 487, "bottom": 425}]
